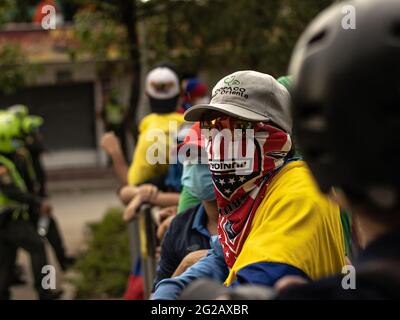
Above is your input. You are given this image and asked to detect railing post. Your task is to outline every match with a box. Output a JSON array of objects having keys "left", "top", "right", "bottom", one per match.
[{"left": 138, "top": 204, "right": 157, "bottom": 299}]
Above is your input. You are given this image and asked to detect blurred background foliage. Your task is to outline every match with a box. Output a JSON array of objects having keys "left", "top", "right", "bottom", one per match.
[
  {"left": 0, "top": 44, "right": 39, "bottom": 95},
  {"left": 0, "top": 0, "right": 335, "bottom": 78},
  {"left": 72, "top": 0, "right": 334, "bottom": 130},
  {"left": 69, "top": 0, "right": 334, "bottom": 76},
  {"left": 71, "top": 208, "right": 131, "bottom": 299},
  {"left": 0, "top": 0, "right": 334, "bottom": 125},
  {"left": 140, "top": 0, "right": 334, "bottom": 76}
]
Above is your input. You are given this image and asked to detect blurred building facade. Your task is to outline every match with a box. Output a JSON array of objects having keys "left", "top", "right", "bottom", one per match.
[{"left": 0, "top": 23, "right": 133, "bottom": 170}]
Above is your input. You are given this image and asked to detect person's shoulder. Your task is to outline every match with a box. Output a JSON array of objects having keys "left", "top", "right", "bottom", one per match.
[
  {"left": 163, "top": 205, "right": 200, "bottom": 242},
  {"left": 139, "top": 112, "right": 184, "bottom": 131},
  {"left": 277, "top": 274, "right": 343, "bottom": 300},
  {"left": 275, "top": 160, "right": 311, "bottom": 182},
  {"left": 278, "top": 263, "right": 400, "bottom": 299},
  {"left": 138, "top": 114, "right": 156, "bottom": 131},
  {"left": 260, "top": 160, "right": 339, "bottom": 218},
  {"left": 159, "top": 112, "right": 185, "bottom": 128},
  {"left": 269, "top": 160, "right": 325, "bottom": 200},
  {"left": 142, "top": 112, "right": 183, "bottom": 119},
  {"left": 171, "top": 204, "right": 200, "bottom": 226}
]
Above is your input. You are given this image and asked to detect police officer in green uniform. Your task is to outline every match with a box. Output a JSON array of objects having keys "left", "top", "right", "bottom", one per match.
[
  {"left": 8, "top": 105, "right": 45, "bottom": 196},
  {"left": 21, "top": 114, "right": 47, "bottom": 197},
  {"left": 0, "top": 112, "right": 61, "bottom": 299},
  {"left": 8, "top": 107, "right": 75, "bottom": 271}
]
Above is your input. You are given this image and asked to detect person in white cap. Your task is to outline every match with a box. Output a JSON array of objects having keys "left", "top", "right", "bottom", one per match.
[
  {"left": 101, "top": 62, "right": 185, "bottom": 187},
  {"left": 101, "top": 62, "right": 186, "bottom": 300}
]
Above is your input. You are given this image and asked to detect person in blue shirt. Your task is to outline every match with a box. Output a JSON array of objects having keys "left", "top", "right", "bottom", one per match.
[
  {"left": 154, "top": 167, "right": 218, "bottom": 286},
  {"left": 152, "top": 122, "right": 229, "bottom": 299},
  {"left": 153, "top": 235, "right": 228, "bottom": 300},
  {"left": 154, "top": 155, "right": 219, "bottom": 279},
  {"left": 153, "top": 121, "right": 221, "bottom": 289}
]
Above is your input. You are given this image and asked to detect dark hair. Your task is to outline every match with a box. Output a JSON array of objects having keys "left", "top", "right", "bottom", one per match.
[{"left": 343, "top": 188, "right": 400, "bottom": 227}]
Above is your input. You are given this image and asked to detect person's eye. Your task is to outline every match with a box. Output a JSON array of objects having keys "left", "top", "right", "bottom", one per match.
[
  {"left": 211, "top": 119, "right": 218, "bottom": 127},
  {"left": 201, "top": 120, "right": 211, "bottom": 129},
  {"left": 234, "top": 122, "right": 250, "bottom": 129}
]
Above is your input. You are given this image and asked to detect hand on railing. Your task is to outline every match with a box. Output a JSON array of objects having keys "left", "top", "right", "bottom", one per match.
[
  {"left": 171, "top": 249, "right": 209, "bottom": 277},
  {"left": 122, "top": 184, "right": 159, "bottom": 222}
]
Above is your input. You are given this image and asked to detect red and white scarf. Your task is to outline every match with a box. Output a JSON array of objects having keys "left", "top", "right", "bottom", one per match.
[{"left": 206, "top": 123, "right": 291, "bottom": 268}]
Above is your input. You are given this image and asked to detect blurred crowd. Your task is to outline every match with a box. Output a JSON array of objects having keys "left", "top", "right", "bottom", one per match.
[
  {"left": 100, "top": 62, "right": 352, "bottom": 300},
  {"left": 2, "top": 0, "right": 400, "bottom": 300}
]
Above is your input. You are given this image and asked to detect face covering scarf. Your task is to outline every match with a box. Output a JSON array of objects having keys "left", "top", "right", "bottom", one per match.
[{"left": 206, "top": 123, "right": 292, "bottom": 268}]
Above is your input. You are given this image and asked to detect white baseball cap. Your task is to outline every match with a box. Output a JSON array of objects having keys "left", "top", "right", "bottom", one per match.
[{"left": 145, "top": 67, "right": 180, "bottom": 100}]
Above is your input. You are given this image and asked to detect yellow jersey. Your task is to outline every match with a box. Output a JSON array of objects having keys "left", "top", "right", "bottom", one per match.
[
  {"left": 128, "top": 112, "right": 184, "bottom": 185},
  {"left": 225, "top": 160, "right": 346, "bottom": 285}
]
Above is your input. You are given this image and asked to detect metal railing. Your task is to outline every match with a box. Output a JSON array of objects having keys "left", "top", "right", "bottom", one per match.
[{"left": 128, "top": 203, "right": 158, "bottom": 299}]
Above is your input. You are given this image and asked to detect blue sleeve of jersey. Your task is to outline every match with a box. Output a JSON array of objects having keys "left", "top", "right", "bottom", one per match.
[
  {"left": 230, "top": 262, "right": 310, "bottom": 287},
  {"left": 152, "top": 236, "right": 228, "bottom": 300}
]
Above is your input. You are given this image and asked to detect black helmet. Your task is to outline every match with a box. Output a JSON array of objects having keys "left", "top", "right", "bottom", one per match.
[{"left": 289, "top": 0, "right": 400, "bottom": 212}]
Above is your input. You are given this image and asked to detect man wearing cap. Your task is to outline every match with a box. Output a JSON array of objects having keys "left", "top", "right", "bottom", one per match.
[
  {"left": 180, "top": 78, "right": 209, "bottom": 112},
  {"left": 127, "top": 63, "right": 185, "bottom": 185},
  {"left": 101, "top": 63, "right": 185, "bottom": 186},
  {"left": 153, "top": 70, "right": 346, "bottom": 299}
]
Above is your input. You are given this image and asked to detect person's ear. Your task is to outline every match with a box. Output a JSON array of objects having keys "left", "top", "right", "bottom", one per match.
[{"left": 332, "top": 188, "right": 364, "bottom": 248}]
